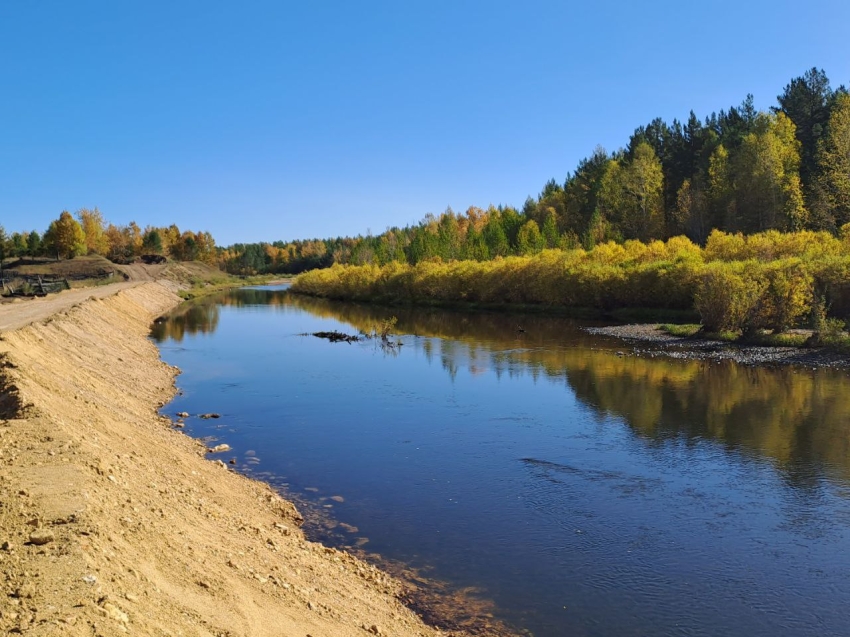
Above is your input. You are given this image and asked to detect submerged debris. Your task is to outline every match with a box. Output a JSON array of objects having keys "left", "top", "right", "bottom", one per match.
[{"left": 307, "top": 331, "right": 362, "bottom": 344}]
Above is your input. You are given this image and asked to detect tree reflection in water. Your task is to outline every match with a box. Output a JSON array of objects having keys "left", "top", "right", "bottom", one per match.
[{"left": 153, "top": 287, "right": 850, "bottom": 489}]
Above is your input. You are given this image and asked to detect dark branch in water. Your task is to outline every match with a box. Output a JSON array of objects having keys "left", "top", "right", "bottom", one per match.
[{"left": 307, "top": 331, "right": 362, "bottom": 344}]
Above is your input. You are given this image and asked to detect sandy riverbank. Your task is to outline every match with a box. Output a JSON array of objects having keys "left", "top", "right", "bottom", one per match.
[{"left": 0, "top": 282, "right": 483, "bottom": 636}]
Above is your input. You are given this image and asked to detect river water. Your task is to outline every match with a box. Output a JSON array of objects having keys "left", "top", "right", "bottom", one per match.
[{"left": 152, "top": 285, "right": 850, "bottom": 637}]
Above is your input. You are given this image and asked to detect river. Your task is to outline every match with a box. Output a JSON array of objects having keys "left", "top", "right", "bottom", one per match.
[{"left": 151, "top": 285, "right": 850, "bottom": 637}]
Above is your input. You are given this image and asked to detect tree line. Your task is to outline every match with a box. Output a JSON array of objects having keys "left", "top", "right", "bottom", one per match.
[
  {"left": 221, "top": 67, "right": 850, "bottom": 275},
  {"left": 5, "top": 68, "right": 847, "bottom": 280},
  {"left": 292, "top": 228, "right": 850, "bottom": 336},
  {"left": 0, "top": 209, "right": 216, "bottom": 265}
]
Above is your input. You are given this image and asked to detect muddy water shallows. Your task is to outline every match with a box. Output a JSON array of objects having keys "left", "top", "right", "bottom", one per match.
[{"left": 152, "top": 286, "right": 850, "bottom": 637}]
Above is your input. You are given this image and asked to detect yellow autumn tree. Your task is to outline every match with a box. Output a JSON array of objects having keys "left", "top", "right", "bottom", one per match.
[
  {"left": 162, "top": 224, "right": 182, "bottom": 256},
  {"left": 126, "top": 222, "right": 144, "bottom": 257},
  {"left": 44, "top": 211, "right": 86, "bottom": 260},
  {"left": 76, "top": 207, "right": 109, "bottom": 255},
  {"left": 104, "top": 223, "right": 129, "bottom": 261}
]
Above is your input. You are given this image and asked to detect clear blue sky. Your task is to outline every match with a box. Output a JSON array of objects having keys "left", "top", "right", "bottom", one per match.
[{"left": 1, "top": 1, "right": 848, "bottom": 245}]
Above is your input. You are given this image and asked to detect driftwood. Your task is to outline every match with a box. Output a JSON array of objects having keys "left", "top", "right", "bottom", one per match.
[{"left": 307, "top": 331, "right": 362, "bottom": 344}]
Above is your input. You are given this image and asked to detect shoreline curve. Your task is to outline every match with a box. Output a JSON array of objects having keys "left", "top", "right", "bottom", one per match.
[{"left": 0, "top": 282, "right": 490, "bottom": 636}]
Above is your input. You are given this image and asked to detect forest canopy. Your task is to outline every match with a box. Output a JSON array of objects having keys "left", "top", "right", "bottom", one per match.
[{"left": 218, "top": 68, "right": 850, "bottom": 276}]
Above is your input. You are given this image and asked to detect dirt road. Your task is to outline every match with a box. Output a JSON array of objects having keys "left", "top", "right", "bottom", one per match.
[
  {"left": 0, "top": 282, "right": 141, "bottom": 332},
  {"left": 0, "top": 260, "right": 178, "bottom": 333}
]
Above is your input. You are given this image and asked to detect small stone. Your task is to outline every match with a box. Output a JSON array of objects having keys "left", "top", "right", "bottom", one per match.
[
  {"left": 215, "top": 460, "right": 227, "bottom": 469},
  {"left": 369, "top": 625, "right": 382, "bottom": 635},
  {"left": 199, "top": 413, "right": 221, "bottom": 419},
  {"left": 15, "top": 583, "right": 36, "bottom": 599},
  {"left": 176, "top": 412, "right": 189, "bottom": 418},
  {"left": 174, "top": 422, "right": 185, "bottom": 429},
  {"left": 102, "top": 602, "right": 129, "bottom": 623},
  {"left": 82, "top": 575, "right": 98, "bottom": 585},
  {"left": 29, "top": 530, "right": 55, "bottom": 545},
  {"left": 198, "top": 580, "right": 211, "bottom": 589},
  {"left": 1, "top": 541, "right": 12, "bottom": 551},
  {"left": 307, "top": 601, "right": 315, "bottom": 611},
  {"left": 229, "top": 458, "right": 237, "bottom": 464},
  {"left": 125, "top": 593, "right": 138, "bottom": 602},
  {"left": 207, "top": 444, "right": 231, "bottom": 453}
]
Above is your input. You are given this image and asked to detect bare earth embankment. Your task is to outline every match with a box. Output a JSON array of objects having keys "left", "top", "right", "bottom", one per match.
[{"left": 0, "top": 283, "right": 480, "bottom": 636}]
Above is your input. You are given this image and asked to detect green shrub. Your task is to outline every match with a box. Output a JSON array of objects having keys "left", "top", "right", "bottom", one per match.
[
  {"left": 745, "top": 260, "right": 813, "bottom": 332},
  {"left": 694, "top": 264, "right": 762, "bottom": 332}
]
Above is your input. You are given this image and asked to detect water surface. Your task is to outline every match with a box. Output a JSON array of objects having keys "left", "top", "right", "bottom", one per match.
[{"left": 152, "top": 286, "right": 850, "bottom": 637}]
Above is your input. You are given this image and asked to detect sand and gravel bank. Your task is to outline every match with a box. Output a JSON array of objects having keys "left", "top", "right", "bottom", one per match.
[
  {"left": 0, "top": 282, "right": 471, "bottom": 636},
  {"left": 585, "top": 323, "right": 850, "bottom": 368}
]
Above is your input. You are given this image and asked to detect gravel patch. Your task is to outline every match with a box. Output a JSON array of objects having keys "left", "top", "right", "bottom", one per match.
[{"left": 584, "top": 324, "right": 850, "bottom": 370}]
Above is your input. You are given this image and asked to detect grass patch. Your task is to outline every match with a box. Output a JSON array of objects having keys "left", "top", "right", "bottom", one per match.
[
  {"left": 814, "top": 334, "right": 850, "bottom": 351},
  {"left": 659, "top": 323, "right": 740, "bottom": 342},
  {"left": 740, "top": 331, "right": 811, "bottom": 347},
  {"left": 659, "top": 323, "right": 701, "bottom": 337},
  {"left": 703, "top": 330, "right": 740, "bottom": 342},
  {"left": 804, "top": 318, "right": 850, "bottom": 350}
]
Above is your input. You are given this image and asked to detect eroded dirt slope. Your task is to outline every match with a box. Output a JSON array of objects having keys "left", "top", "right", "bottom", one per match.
[{"left": 0, "top": 283, "right": 462, "bottom": 637}]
